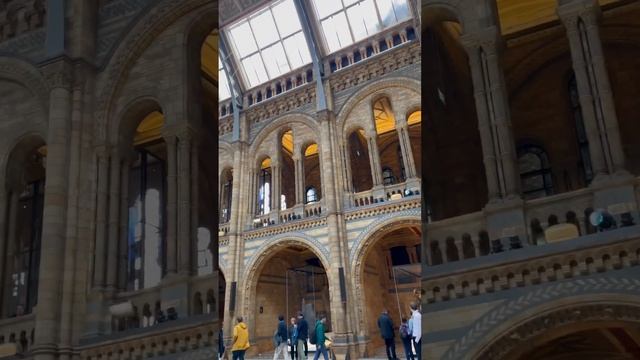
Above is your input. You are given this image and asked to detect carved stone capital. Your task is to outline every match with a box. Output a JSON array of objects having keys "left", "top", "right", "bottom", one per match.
[{"left": 42, "top": 58, "right": 74, "bottom": 91}]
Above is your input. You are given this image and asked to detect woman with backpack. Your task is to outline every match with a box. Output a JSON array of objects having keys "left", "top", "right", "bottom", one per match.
[{"left": 399, "top": 318, "right": 414, "bottom": 360}]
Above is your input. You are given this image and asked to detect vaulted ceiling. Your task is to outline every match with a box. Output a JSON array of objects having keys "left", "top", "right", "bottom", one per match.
[{"left": 497, "top": 0, "right": 621, "bottom": 35}]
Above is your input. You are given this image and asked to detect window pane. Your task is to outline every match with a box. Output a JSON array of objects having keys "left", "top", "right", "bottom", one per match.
[
  {"left": 242, "top": 53, "right": 269, "bottom": 88},
  {"left": 283, "top": 32, "right": 311, "bottom": 69},
  {"left": 391, "top": 0, "right": 410, "bottom": 21},
  {"left": 313, "top": 0, "right": 342, "bottom": 18},
  {"left": 219, "top": 67, "right": 231, "bottom": 100},
  {"left": 321, "top": 12, "right": 353, "bottom": 53},
  {"left": 376, "top": 0, "right": 397, "bottom": 27},
  {"left": 229, "top": 21, "right": 257, "bottom": 58},
  {"left": 272, "top": 0, "right": 301, "bottom": 37},
  {"left": 250, "top": 10, "right": 279, "bottom": 48},
  {"left": 347, "top": 0, "right": 380, "bottom": 42},
  {"left": 262, "top": 42, "right": 290, "bottom": 78}
]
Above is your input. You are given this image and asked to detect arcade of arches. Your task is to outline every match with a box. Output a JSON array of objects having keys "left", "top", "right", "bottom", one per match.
[{"left": 422, "top": 0, "right": 640, "bottom": 359}]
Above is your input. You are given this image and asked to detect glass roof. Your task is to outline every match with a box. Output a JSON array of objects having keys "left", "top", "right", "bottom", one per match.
[
  {"left": 311, "top": 0, "right": 411, "bottom": 53},
  {"left": 219, "top": 55, "right": 231, "bottom": 100},
  {"left": 226, "top": 0, "right": 312, "bottom": 89}
]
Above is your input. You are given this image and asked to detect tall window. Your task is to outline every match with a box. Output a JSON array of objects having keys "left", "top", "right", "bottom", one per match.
[
  {"left": 127, "top": 147, "right": 166, "bottom": 291},
  {"left": 220, "top": 169, "right": 233, "bottom": 223},
  {"left": 569, "top": 73, "right": 593, "bottom": 184},
  {"left": 226, "top": 0, "right": 311, "bottom": 88},
  {"left": 382, "top": 167, "right": 396, "bottom": 185},
  {"left": 257, "top": 158, "right": 272, "bottom": 215},
  {"left": 518, "top": 144, "right": 553, "bottom": 199},
  {"left": 306, "top": 187, "right": 318, "bottom": 203},
  {"left": 11, "top": 180, "right": 44, "bottom": 316},
  {"left": 311, "top": 0, "right": 411, "bottom": 53},
  {"left": 127, "top": 111, "right": 166, "bottom": 291}
]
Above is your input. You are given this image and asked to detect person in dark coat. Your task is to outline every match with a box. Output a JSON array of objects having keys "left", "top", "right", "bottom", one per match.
[
  {"left": 377, "top": 310, "right": 397, "bottom": 360},
  {"left": 273, "top": 315, "right": 288, "bottom": 360},
  {"left": 297, "top": 312, "right": 309, "bottom": 358}
]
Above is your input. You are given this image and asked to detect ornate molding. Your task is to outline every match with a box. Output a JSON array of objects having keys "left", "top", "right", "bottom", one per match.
[
  {"left": 478, "top": 303, "right": 640, "bottom": 359},
  {"left": 443, "top": 276, "right": 640, "bottom": 360},
  {"left": 42, "top": 58, "right": 74, "bottom": 90}
]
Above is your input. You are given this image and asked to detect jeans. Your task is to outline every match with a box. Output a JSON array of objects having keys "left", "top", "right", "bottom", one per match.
[
  {"left": 384, "top": 338, "right": 397, "bottom": 360},
  {"left": 313, "top": 343, "right": 329, "bottom": 360},
  {"left": 401, "top": 337, "right": 414, "bottom": 360},
  {"left": 273, "top": 343, "right": 288, "bottom": 360},
  {"left": 290, "top": 340, "right": 297, "bottom": 360},
  {"left": 413, "top": 338, "right": 421, "bottom": 360},
  {"left": 232, "top": 350, "right": 246, "bottom": 360}
]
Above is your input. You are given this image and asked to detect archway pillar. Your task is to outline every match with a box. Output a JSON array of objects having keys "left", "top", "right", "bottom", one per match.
[
  {"left": 317, "top": 110, "right": 358, "bottom": 360},
  {"left": 222, "top": 140, "right": 249, "bottom": 348},
  {"left": 557, "top": 0, "right": 627, "bottom": 180},
  {"left": 105, "top": 149, "right": 121, "bottom": 291},
  {"left": 461, "top": 28, "right": 520, "bottom": 202},
  {"left": 32, "top": 58, "right": 73, "bottom": 359}
]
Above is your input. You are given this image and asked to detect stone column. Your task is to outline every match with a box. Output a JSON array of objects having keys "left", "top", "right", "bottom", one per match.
[
  {"left": 191, "top": 140, "right": 199, "bottom": 275},
  {"left": 461, "top": 29, "right": 520, "bottom": 200},
  {"left": 271, "top": 157, "right": 281, "bottom": 217},
  {"left": 33, "top": 59, "right": 72, "bottom": 359},
  {"left": 118, "top": 159, "right": 129, "bottom": 291},
  {"left": 106, "top": 151, "right": 121, "bottom": 290},
  {"left": 367, "top": 134, "right": 383, "bottom": 187},
  {"left": 317, "top": 110, "right": 355, "bottom": 359},
  {"left": 396, "top": 120, "right": 416, "bottom": 180},
  {"left": 177, "top": 131, "right": 192, "bottom": 276},
  {"left": 164, "top": 134, "right": 178, "bottom": 275},
  {"left": 557, "top": 0, "right": 626, "bottom": 176},
  {"left": 293, "top": 152, "right": 304, "bottom": 205},
  {"left": 93, "top": 150, "right": 109, "bottom": 288}
]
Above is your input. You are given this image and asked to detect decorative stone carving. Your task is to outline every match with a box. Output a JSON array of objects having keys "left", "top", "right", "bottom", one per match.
[{"left": 0, "top": 0, "right": 46, "bottom": 42}]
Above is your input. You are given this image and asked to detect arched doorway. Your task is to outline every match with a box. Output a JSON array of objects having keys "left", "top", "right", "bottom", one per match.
[
  {"left": 244, "top": 241, "right": 332, "bottom": 355},
  {"left": 354, "top": 219, "right": 422, "bottom": 357}
]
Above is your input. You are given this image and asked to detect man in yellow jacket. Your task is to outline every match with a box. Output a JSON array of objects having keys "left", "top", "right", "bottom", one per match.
[{"left": 232, "top": 317, "right": 250, "bottom": 360}]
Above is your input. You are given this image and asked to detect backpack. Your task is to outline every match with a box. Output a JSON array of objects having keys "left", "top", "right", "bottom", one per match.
[{"left": 400, "top": 323, "right": 410, "bottom": 339}]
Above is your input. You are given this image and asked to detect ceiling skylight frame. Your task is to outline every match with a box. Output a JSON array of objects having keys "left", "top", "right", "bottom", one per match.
[
  {"left": 310, "top": 0, "right": 412, "bottom": 54},
  {"left": 219, "top": 55, "right": 231, "bottom": 101},
  {"left": 224, "top": 0, "right": 312, "bottom": 90}
]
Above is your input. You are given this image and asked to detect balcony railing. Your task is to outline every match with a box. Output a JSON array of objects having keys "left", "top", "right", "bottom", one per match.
[{"left": 0, "top": 314, "right": 34, "bottom": 356}]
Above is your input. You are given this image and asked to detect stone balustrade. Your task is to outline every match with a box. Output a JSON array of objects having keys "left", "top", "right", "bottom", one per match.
[
  {"left": 323, "top": 21, "right": 417, "bottom": 74},
  {"left": 79, "top": 315, "right": 217, "bottom": 360},
  {"left": 0, "top": 314, "right": 35, "bottom": 356}
]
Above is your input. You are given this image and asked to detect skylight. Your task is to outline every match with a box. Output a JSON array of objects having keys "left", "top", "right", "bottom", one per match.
[
  {"left": 219, "top": 55, "right": 231, "bottom": 100},
  {"left": 311, "top": 0, "right": 411, "bottom": 53},
  {"left": 226, "top": 0, "right": 312, "bottom": 89}
]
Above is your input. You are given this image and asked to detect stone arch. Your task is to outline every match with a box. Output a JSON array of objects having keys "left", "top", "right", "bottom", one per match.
[
  {"left": 1, "top": 132, "right": 47, "bottom": 192},
  {"left": 0, "top": 56, "right": 48, "bottom": 112},
  {"left": 421, "top": 1, "right": 465, "bottom": 29},
  {"left": 336, "top": 77, "right": 420, "bottom": 132},
  {"left": 248, "top": 112, "right": 320, "bottom": 157},
  {"left": 109, "top": 96, "right": 165, "bottom": 153},
  {"left": 349, "top": 210, "right": 421, "bottom": 342},
  {"left": 240, "top": 234, "right": 331, "bottom": 335},
  {"left": 218, "top": 141, "right": 234, "bottom": 173},
  {"left": 444, "top": 277, "right": 640, "bottom": 360},
  {"left": 95, "top": 0, "right": 214, "bottom": 144}
]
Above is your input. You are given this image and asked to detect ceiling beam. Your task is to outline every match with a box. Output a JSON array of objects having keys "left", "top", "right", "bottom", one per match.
[
  {"left": 294, "top": 0, "right": 328, "bottom": 112},
  {"left": 219, "top": 33, "right": 244, "bottom": 142}
]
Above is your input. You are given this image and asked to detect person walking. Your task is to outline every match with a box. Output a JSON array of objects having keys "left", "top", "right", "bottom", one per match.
[
  {"left": 273, "top": 315, "right": 289, "bottom": 360},
  {"left": 312, "top": 317, "right": 329, "bottom": 360},
  {"left": 231, "top": 317, "right": 250, "bottom": 360},
  {"left": 218, "top": 328, "right": 226, "bottom": 360},
  {"left": 289, "top": 317, "right": 299, "bottom": 360},
  {"left": 377, "top": 310, "right": 397, "bottom": 360},
  {"left": 399, "top": 318, "right": 414, "bottom": 360},
  {"left": 408, "top": 303, "right": 422, "bottom": 360},
  {"left": 297, "top": 312, "right": 309, "bottom": 359}
]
